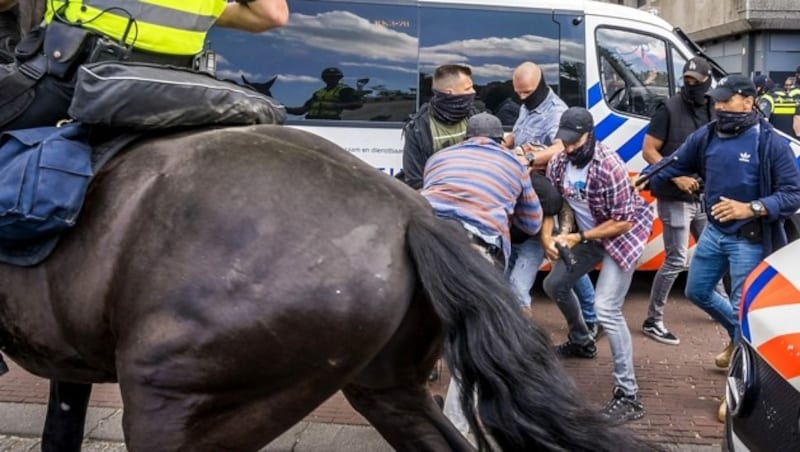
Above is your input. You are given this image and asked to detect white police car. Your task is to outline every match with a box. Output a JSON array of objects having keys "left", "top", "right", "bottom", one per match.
[{"left": 725, "top": 239, "right": 800, "bottom": 451}]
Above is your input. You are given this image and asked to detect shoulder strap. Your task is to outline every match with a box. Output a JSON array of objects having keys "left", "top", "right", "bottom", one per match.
[{"left": 0, "top": 54, "right": 47, "bottom": 105}]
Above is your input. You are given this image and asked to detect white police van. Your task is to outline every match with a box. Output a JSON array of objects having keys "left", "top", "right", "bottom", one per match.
[{"left": 209, "top": 0, "right": 800, "bottom": 270}]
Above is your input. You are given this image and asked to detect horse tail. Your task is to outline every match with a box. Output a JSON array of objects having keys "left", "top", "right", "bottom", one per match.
[{"left": 406, "top": 215, "right": 653, "bottom": 451}]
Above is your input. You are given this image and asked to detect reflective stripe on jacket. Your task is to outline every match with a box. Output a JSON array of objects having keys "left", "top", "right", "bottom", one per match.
[{"left": 45, "top": 0, "right": 225, "bottom": 55}]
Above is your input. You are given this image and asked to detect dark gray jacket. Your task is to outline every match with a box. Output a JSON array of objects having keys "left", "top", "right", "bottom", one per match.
[{"left": 400, "top": 103, "right": 478, "bottom": 189}]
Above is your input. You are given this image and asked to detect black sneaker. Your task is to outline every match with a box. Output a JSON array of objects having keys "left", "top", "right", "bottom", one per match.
[
  {"left": 0, "top": 353, "right": 8, "bottom": 376},
  {"left": 555, "top": 340, "right": 597, "bottom": 359},
  {"left": 602, "top": 386, "right": 645, "bottom": 424},
  {"left": 642, "top": 320, "right": 680, "bottom": 345},
  {"left": 586, "top": 322, "right": 603, "bottom": 341}
]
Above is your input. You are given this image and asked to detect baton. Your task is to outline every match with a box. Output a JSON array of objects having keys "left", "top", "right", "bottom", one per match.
[{"left": 634, "top": 154, "right": 679, "bottom": 187}]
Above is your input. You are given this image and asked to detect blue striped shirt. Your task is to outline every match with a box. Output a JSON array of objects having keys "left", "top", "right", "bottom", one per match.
[
  {"left": 512, "top": 89, "right": 568, "bottom": 146},
  {"left": 421, "top": 138, "right": 543, "bottom": 261}
]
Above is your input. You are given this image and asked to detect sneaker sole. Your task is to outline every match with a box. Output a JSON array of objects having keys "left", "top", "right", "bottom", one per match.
[
  {"left": 611, "top": 409, "right": 645, "bottom": 425},
  {"left": 556, "top": 352, "right": 597, "bottom": 359},
  {"left": 642, "top": 328, "right": 680, "bottom": 346}
]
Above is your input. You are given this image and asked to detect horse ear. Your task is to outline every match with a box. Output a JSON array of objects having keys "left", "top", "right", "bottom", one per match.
[
  {"left": 241, "top": 75, "right": 250, "bottom": 84},
  {"left": 264, "top": 76, "right": 277, "bottom": 89}
]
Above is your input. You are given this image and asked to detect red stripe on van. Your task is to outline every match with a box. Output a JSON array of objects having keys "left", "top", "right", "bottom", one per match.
[
  {"left": 757, "top": 333, "right": 800, "bottom": 381},
  {"left": 748, "top": 271, "right": 800, "bottom": 311}
]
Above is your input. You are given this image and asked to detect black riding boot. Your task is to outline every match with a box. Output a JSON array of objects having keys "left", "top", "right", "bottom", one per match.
[
  {"left": 0, "top": 352, "right": 8, "bottom": 376},
  {"left": 0, "top": 8, "right": 21, "bottom": 64}
]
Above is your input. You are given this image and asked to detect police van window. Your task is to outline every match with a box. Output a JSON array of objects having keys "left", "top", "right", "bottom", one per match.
[
  {"left": 419, "top": 6, "right": 586, "bottom": 125},
  {"left": 206, "top": 0, "right": 418, "bottom": 123},
  {"left": 671, "top": 47, "right": 687, "bottom": 93},
  {"left": 596, "top": 28, "right": 669, "bottom": 117}
]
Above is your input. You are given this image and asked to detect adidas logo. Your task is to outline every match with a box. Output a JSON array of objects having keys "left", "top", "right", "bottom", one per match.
[
  {"left": 689, "top": 60, "right": 697, "bottom": 71},
  {"left": 739, "top": 152, "right": 751, "bottom": 163}
]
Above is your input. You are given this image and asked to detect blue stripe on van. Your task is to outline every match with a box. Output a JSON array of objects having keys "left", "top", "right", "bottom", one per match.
[
  {"left": 594, "top": 113, "right": 627, "bottom": 142},
  {"left": 616, "top": 127, "right": 648, "bottom": 163},
  {"left": 587, "top": 83, "right": 603, "bottom": 109},
  {"left": 740, "top": 264, "right": 778, "bottom": 342}
]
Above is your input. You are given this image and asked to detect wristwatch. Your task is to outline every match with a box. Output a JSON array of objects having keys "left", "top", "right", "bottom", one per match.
[
  {"left": 749, "top": 200, "right": 764, "bottom": 218},
  {"left": 525, "top": 152, "right": 536, "bottom": 165},
  {"left": 578, "top": 231, "right": 588, "bottom": 243}
]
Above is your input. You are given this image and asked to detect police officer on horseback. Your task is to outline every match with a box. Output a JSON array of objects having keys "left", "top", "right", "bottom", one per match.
[
  {"left": 286, "top": 67, "right": 364, "bottom": 120},
  {"left": 0, "top": 0, "right": 289, "bottom": 133},
  {"left": 0, "top": 0, "right": 289, "bottom": 377}
]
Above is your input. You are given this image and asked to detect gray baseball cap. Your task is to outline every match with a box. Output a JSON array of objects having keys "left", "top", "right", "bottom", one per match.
[{"left": 466, "top": 113, "right": 504, "bottom": 140}]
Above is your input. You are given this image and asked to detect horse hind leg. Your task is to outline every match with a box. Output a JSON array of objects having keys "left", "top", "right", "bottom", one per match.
[
  {"left": 343, "top": 383, "right": 474, "bottom": 452},
  {"left": 343, "top": 291, "right": 474, "bottom": 452}
]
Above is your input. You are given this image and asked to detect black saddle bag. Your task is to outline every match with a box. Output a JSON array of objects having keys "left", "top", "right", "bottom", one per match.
[{"left": 68, "top": 61, "right": 286, "bottom": 129}]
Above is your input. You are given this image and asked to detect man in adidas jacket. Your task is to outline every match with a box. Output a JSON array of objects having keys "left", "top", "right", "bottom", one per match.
[{"left": 649, "top": 74, "right": 800, "bottom": 421}]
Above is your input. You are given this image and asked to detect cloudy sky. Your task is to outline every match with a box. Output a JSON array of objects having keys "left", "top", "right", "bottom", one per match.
[{"left": 210, "top": 4, "right": 585, "bottom": 108}]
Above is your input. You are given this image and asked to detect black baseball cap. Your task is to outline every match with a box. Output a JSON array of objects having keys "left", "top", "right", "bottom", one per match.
[
  {"left": 710, "top": 74, "right": 757, "bottom": 101},
  {"left": 753, "top": 74, "right": 775, "bottom": 91},
  {"left": 683, "top": 57, "right": 712, "bottom": 81},
  {"left": 555, "top": 107, "right": 594, "bottom": 145}
]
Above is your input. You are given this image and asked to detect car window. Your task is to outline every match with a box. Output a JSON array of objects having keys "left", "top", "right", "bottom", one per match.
[
  {"left": 671, "top": 47, "right": 688, "bottom": 93},
  {"left": 207, "top": 0, "right": 418, "bottom": 123},
  {"left": 419, "top": 6, "right": 585, "bottom": 125},
  {"left": 596, "top": 27, "right": 670, "bottom": 117}
]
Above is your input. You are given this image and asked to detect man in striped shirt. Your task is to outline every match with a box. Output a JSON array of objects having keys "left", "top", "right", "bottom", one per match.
[
  {"left": 421, "top": 112, "right": 543, "bottom": 267},
  {"left": 421, "top": 112, "right": 542, "bottom": 439}
]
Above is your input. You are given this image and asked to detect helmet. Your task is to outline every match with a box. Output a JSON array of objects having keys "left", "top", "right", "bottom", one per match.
[{"left": 321, "top": 67, "right": 343, "bottom": 81}]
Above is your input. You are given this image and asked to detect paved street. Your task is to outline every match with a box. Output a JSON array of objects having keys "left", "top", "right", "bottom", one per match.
[{"left": 0, "top": 273, "right": 729, "bottom": 450}]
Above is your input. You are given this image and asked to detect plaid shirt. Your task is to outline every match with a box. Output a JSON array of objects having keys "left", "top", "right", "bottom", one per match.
[{"left": 547, "top": 141, "right": 654, "bottom": 271}]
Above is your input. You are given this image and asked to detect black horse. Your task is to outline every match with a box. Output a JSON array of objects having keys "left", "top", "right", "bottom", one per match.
[{"left": 0, "top": 125, "right": 651, "bottom": 451}]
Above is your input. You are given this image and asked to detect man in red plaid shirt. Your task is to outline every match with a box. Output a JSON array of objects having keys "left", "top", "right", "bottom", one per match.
[{"left": 542, "top": 107, "right": 654, "bottom": 425}]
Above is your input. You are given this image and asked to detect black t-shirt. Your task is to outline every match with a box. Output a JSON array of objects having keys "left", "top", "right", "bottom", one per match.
[{"left": 646, "top": 105, "right": 670, "bottom": 141}]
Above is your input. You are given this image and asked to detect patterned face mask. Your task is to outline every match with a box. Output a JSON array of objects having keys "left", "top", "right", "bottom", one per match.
[
  {"left": 429, "top": 91, "right": 475, "bottom": 124},
  {"left": 716, "top": 110, "right": 758, "bottom": 135},
  {"left": 566, "top": 133, "right": 596, "bottom": 169}
]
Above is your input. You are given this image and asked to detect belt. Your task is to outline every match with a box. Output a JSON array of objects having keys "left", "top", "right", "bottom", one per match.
[
  {"left": 466, "top": 231, "right": 504, "bottom": 268},
  {"left": 88, "top": 35, "right": 196, "bottom": 69}
]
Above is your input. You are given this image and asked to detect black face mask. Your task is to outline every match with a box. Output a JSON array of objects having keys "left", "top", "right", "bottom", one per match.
[
  {"left": 429, "top": 90, "right": 475, "bottom": 124},
  {"left": 716, "top": 110, "right": 759, "bottom": 135},
  {"left": 517, "top": 75, "right": 549, "bottom": 111},
  {"left": 681, "top": 78, "right": 711, "bottom": 105},
  {"left": 566, "top": 133, "right": 596, "bottom": 169}
]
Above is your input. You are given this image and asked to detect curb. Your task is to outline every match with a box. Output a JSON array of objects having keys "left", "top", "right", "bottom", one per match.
[{"left": 0, "top": 402, "right": 722, "bottom": 451}]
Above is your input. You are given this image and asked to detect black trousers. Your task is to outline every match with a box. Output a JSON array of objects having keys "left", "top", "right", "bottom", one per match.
[
  {"left": 0, "top": 9, "right": 20, "bottom": 64},
  {"left": 0, "top": 66, "right": 75, "bottom": 132}
]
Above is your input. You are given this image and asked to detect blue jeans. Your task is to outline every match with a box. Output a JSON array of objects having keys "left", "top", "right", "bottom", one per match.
[
  {"left": 508, "top": 237, "right": 596, "bottom": 321},
  {"left": 684, "top": 223, "right": 764, "bottom": 341},
  {"left": 544, "top": 243, "right": 639, "bottom": 396},
  {"left": 648, "top": 199, "right": 726, "bottom": 323}
]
